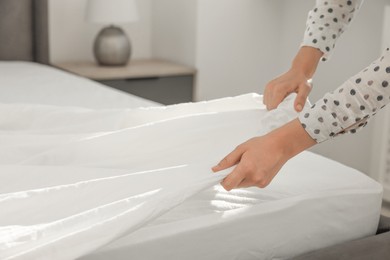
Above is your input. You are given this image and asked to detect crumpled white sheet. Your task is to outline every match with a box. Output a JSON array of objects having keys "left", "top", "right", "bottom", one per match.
[{"left": 0, "top": 93, "right": 302, "bottom": 260}]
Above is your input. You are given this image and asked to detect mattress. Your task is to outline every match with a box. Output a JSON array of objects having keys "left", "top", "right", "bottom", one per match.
[
  {"left": 0, "top": 62, "right": 383, "bottom": 260},
  {"left": 0, "top": 61, "right": 159, "bottom": 109},
  {"left": 81, "top": 152, "right": 382, "bottom": 260}
]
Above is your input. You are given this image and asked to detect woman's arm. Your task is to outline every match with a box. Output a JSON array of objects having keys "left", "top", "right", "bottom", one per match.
[
  {"left": 302, "top": 0, "right": 364, "bottom": 61},
  {"left": 300, "top": 46, "right": 390, "bottom": 143},
  {"left": 214, "top": 46, "right": 390, "bottom": 190},
  {"left": 264, "top": 0, "right": 364, "bottom": 111}
]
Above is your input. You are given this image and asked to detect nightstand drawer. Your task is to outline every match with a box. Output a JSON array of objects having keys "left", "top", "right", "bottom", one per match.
[{"left": 98, "top": 75, "right": 194, "bottom": 105}]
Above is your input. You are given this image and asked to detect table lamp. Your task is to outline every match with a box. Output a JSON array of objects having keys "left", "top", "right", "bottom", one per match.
[{"left": 86, "top": 0, "right": 138, "bottom": 66}]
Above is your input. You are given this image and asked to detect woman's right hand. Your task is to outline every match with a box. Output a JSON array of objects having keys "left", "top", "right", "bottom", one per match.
[
  {"left": 263, "top": 68, "right": 312, "bottom": 112},
  {"left": 263, "top": 46, "right": 323, "bottom": 112}
]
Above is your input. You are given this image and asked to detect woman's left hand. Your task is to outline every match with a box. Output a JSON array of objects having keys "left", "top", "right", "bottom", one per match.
[
  {"left": 212, "top": 119, "right": 316, "bottom": 191},
  {"left": 212, "top": 136, "right": 287, "bottom": 191}
]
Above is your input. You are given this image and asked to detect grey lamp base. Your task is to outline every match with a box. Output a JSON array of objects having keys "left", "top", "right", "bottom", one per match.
[{"left": 93, "top": 25, "right": 131, "bottom": 66}]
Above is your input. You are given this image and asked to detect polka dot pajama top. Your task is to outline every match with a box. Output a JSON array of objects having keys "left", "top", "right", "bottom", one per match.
[{"left": 298, "top": 0, "right": 390, "bottom": 143}]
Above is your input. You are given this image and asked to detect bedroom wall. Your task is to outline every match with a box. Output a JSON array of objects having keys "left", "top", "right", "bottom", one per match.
[
  {"left": 193, "top": 0, "right": 283, "bottom": 101},
  {"left": 48, "top": 0, "right": 152, "bottom": 63},
  {"left": 150, "top": 0, "right": 283, "bottom": 101},
  {"left": 151, "top": 0, "right": 198, "bottom": 67}
]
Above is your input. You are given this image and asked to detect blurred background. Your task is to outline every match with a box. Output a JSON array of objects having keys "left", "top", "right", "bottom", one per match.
[{"left": 48, "top": 0, "right": 389, "bottom": 181}]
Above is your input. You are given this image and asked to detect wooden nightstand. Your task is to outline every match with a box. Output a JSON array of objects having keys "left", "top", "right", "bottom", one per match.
[{"left": 53, "top": 59, "right": 196, "bottom": 105}]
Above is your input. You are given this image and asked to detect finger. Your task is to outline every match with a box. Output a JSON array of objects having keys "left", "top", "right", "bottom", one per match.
[
  {"left": 221, "top": 163, "right": 246, "bottom": 191},
  {"left": 266, "top": 92, "right": 272, "bottom": 110},
  {"left": 294, "top": 81, "right": 312, "bottom": 112},
  {"left": 263, "top": 85, "right": 270, "bottom": 107},
  {"left": 212, "top": 146, "right": 243, "bottom": 172},
  {"left": 266, "top": 87, "right": 274, "bottom": 110},
  {"left": 265, "top": 82, "right": 276, "bottom": 110},
  {"left": 237, "top": 172, "right": 267, "bottom": 189},
  {"left": 236, "top": 178, "right": 253, "bottom": 189},
  {"left": 268, "top": 90, "right": 287, "bottom": 110}
]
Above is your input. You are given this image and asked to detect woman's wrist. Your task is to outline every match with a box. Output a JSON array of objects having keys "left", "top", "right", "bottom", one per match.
[
  {"left": 268, "top": 118, "right": 317, "bottom": 160},
  {"left": 291, "top": 46, "right": 323, "bottom": 79}
]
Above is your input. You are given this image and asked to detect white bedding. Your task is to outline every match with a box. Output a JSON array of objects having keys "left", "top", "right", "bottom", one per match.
[
  {"left": 82, "top": 152, "right": 382, "bottom": 260},
  {"left": 0, "top": 62, "right": 383, "bottom": 260},
  {"left": 0, "top": 61, "right": 159, "bottom": 109}
]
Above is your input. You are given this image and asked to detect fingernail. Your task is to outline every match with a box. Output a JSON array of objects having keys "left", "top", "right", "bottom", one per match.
[{"left": 296, "top": 104, "right": 302, "bottom": 111}]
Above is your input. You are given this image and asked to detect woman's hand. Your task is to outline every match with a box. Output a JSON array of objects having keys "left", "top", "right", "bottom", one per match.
[
  {"left": 212, "top": 136, "right": 287, "bottom": 190},
  {"left": 264, "top": 46, "right": 323, "bottom": 112},
  {"left": 212, "top": 119, "right": 316, "bottom": 191},
  {"left": 264, "top": 69, "right": 312, "bottom": 112}
]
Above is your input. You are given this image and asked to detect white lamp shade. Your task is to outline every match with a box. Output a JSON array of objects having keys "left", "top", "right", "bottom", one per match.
[{"left": 86, "top": 0, "right": 138, "bottom": 24}]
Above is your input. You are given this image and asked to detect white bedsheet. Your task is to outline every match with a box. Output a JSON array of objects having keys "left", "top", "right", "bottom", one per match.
[
  {"left": 0, "top": 62, "right": 383, "bottom": 260},
  {"left": 0, "top": 61, "right": 159, "bottom": 109},
  {"left": 81, "top": 152, "right": 382, "bottom": 260}
]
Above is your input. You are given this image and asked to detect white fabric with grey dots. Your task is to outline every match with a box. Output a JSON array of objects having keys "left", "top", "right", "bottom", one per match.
[
  {"left": 298, "top": 0, "right": 390, "bottom": 143},
  {"left": 301, "top": 0, "right": 364, "bottom": 61}
]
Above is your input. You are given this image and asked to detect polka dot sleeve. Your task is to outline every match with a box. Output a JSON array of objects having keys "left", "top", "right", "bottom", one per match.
[
  {"left": 302, "top": 0, "right": 364, "bottom": 61},
  {"left": 299, "top": 47, "right": 390, "bottom": 143}
]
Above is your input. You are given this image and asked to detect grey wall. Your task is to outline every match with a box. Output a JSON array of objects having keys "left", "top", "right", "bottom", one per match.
[
  {"left": 277, "top": 0, "right": 388, "bottom": 175},
  {"left": 194, "top": 0, "right": 284, "bottom": 101},
  {"left": 152, "top": 0, "right": 198, "bottom": 66}
]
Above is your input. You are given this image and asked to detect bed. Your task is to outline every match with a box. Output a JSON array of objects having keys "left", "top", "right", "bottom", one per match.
[{"left": 0, "top": 1, "right": 389, "bottom": 260}]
